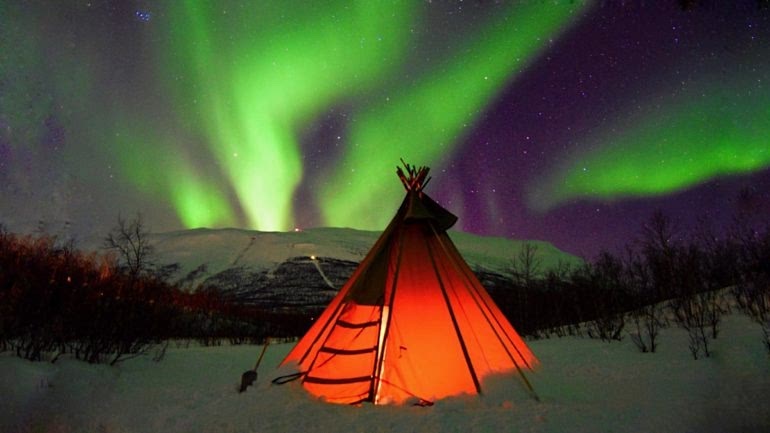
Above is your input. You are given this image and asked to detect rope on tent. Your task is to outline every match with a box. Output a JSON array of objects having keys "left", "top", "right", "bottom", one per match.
[
  {"left": 271, "top": 371, "right": 306, "bottom": 385},
  {"left": 374, "top": 377, "right": 434, "bottom": 407},
  {"left": 270, "top": 372, "right": 435, "bottom": 407}
]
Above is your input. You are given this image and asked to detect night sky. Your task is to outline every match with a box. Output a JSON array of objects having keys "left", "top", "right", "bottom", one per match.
[{"left": 2, "top": 1, "right": 769, "bottom": 259}]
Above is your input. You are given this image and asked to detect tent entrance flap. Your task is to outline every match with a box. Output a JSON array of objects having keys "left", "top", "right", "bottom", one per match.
[{"left": 301, "top": 303, "right": 383, "bottom": 404}]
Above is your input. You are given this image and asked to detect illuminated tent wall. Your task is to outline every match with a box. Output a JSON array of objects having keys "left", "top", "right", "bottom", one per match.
[{"left": 279, "top": 163, "right": 538, "bottom": 405}]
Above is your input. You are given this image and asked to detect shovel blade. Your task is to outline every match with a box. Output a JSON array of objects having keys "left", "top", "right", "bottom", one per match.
[{"left": 238, "top": 370, "right": 258, "bottom": 393}]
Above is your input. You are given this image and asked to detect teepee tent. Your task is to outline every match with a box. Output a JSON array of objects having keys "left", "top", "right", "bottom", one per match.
[{"left": 279, "top": 163, "right": 538, "bottom": 405}]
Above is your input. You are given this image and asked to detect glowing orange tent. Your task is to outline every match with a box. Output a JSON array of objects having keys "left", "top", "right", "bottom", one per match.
[{"left": 279, "top": 163, "right": 538, "bottom": 405}]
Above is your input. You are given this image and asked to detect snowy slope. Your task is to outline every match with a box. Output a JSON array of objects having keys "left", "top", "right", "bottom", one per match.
[
  {"left": 3, "top": 313, "right": 768, "bottom": 433},
  {"left": 141, "top": 228, "right": 582, "bottom": 311},
  {"left": 149, "top": 227, "right": 581, "bottom": 285}
]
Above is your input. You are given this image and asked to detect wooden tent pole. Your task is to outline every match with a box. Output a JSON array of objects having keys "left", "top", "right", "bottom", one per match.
[
  {"left": 429, "top": 224, "right": 540, "bottom": 402},
  {"left": 424, "top": 229, "right": 482, "bottom": 394},
  {"left": 368, "top": 225, "right": 407, "bottom": 403}
]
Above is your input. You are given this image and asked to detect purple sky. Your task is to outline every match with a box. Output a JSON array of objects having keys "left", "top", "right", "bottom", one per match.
[{"left": 1, "top": 1, "right": 769, "bottom": 259}]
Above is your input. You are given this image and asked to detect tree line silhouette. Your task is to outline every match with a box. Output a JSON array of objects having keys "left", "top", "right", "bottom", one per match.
[
  {"left": 0, "top": 219, "right": 309, "bottom": 364},
  {"left": 489, "top": 209, "right": 770, "bottom": 359},
  {"left": 2, "top": 204, "right": 768, "bottom": 365}
]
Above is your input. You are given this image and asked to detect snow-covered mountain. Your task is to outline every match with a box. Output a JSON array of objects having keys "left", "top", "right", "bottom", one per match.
[{"left": 147, "top": 227, "right": 582, "bottom": 310}]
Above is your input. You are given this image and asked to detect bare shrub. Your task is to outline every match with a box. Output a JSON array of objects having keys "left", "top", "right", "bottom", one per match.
[
  {"left": 670, "top": 245, "right": 726, "bottom": 359},
  {"left": 579, "top": 253, "right": 627, "bottom": 342},
  {"left": 103, "top": 213, "right": 155, "bottom": 279},
  {"left": 628, "top": 304, "right": 667, "bottom": 353}
]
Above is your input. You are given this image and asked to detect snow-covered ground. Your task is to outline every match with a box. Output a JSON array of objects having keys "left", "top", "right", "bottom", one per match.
[{"left": 2, "top": 313, "right": 768, "bottom": 433}]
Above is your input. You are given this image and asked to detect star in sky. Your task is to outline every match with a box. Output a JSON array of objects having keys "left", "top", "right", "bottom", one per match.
[{"left": 0, "top": 1, "right": 768, "bottom": 259}]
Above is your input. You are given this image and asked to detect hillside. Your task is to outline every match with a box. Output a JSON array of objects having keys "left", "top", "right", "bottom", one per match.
[
  {"left": 146, "top": 227, "right": 582, "bottom": 310},
  {"left": 150, "top": 227, "right": 580, "bottom": 277}
]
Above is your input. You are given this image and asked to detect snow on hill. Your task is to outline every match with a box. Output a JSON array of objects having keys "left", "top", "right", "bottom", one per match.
[
  {"left": 151, "top": 227, "right": 580, "bottom": 276},
  {"left": 143, "top": 227, "right": 582, "bottom": 310},
  {"left": 151, "top": 228, "right": 580, "bottom": 274},
  {"left": 2, "top": 313, "right": 768, "bottom": 433}
]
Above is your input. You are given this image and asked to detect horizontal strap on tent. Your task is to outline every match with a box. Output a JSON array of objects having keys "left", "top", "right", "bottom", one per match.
[
  {"left": 304, "top": 375, "right": 372, "bottom": 385},
  {"left": 272, "top": 372, "right": 305, "bottom": 385},
  {"left": 336, "top": 319, "right": 380, "bottom": 329},
  {"left": 319, "top": 346, "right": 377, "bottom": 356}
]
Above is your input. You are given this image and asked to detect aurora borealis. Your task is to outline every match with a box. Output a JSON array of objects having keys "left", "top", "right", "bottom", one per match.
[
  {"left": 2, "top": 1, "right": 770, "bottom": 258},
  {"left": 529, "top": 65, "right": 770, "bottom": 212}
]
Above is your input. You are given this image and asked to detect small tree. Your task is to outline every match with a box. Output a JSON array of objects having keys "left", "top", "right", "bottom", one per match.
[
  {"left": 103, "top": 213, "right": 155, "bottom": 279},
  {"left": 639, "top": 210, "right": 679, "bottom": 299},
  {"left": 511, "top": 242, "right": 541, "bottom": 287},
  {"left": 626, "top": 249, "right": 666, "bottom": 353},
  {"left": 582, "top": 253, "right": 626, "bottom": 342},
  {"left": 670, "top": 245, "right": 723, "bottom": 359},
  {"left": 509, "top": 243, "right": 541, "bottom": 330},
  {"left": 732, "top": 222, "right": 770, "bottom": 354}
]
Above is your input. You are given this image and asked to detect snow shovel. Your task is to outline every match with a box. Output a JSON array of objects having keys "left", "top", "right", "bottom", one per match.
[{"left": 239, "top": 338, "right": 270, "bottom": 393}]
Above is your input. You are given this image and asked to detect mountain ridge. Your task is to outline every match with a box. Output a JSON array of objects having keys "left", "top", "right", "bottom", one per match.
[{"left": 149, "top": 226, "right": 582, "bottom": 281}]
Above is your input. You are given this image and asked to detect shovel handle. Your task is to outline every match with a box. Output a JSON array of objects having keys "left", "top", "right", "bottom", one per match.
[{"left": 253, "top": 337, "right": 270, "bottom": 371}]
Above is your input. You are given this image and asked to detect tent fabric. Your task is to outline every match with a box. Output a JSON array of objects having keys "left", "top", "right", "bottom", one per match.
[{"left": 280, "top": 181, "right": 538, "bottom": 405}]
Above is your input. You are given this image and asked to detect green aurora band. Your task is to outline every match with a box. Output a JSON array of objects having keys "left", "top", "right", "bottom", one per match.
[
  {"left": 157, "top": 1, "right": 417, "bottom": 230},
  {"left": 116, "top": 125, "right": 236, "bottom": 228},
  {"left": 134, "top": 1, "right": 586, "bottom": 231},
  {"left": 528, "top": 76, "right": 770, "bottom": 211},
  {"left": 320, "top": 2, "right": 588, "bottom": 229}
]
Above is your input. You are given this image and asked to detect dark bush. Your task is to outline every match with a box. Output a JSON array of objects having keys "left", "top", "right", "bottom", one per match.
[{"left": 0, "top": 231, "right": 309, "bottom": 364}]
